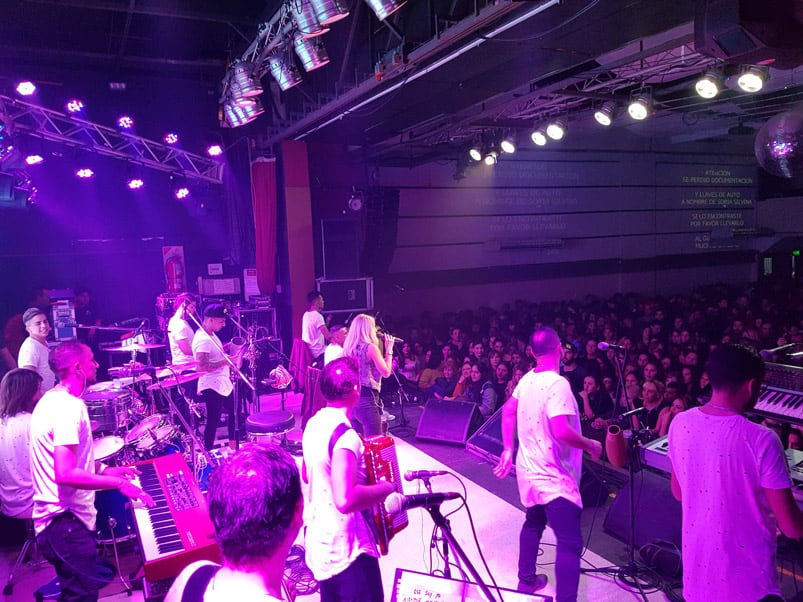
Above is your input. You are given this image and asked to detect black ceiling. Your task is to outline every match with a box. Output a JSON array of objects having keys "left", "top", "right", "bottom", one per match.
[{"left": 2, "top": 0, "right": 803, "bottom": 168}]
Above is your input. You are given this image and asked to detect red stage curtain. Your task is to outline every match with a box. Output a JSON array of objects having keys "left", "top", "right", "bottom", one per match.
[{"left": 251, "top": 157, "right": 277, "bottom": 296}]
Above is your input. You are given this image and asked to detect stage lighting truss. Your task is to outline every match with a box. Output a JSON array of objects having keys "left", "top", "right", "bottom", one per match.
[
  {"left": 593, "top": 101, "right": 617, "bottom": 127},
  {"left": 627, "top": 89, "right": 652, "bottom": 121},
  {"left": 737, "top": 65, "right": 767, "bottom": 93}
]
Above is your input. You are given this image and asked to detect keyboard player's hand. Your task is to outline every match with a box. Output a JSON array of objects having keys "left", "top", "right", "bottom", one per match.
[{"left": 119, "top": 480, "right": 155, "bottom": 508}]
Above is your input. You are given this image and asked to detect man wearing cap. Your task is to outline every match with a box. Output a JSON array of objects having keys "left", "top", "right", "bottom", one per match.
[
  {"left": 18, "top": 307, "right": 56, "bottom": 393},
  {"left": 193, "top": 304, "right": 236, "bottom": 449},
  {"left": 494, "top": 327, "right": 602, "bottom": 601}
]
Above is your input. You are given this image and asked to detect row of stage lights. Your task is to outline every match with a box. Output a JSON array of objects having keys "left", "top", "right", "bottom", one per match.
[
  {"left": 468, "top": 64, "right": 770, "bottom": 161},
  {"left": 221, "top": 0, "right": 407, "bottom": 127},
  {"left": 7, "top": 82, "right": 225, "bottom": 198}
]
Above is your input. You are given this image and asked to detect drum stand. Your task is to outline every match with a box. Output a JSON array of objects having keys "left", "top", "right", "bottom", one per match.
[{"left": 98, "top": 519, "right": 132, "bottom": 594}]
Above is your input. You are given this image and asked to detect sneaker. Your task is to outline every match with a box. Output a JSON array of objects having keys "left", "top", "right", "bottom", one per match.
[{"left": 517, "top": 574, "right": 548, "bottom": 594}]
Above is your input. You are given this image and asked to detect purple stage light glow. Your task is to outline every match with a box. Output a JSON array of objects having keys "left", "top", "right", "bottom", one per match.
[
  {"left": 127, "top": 178, "right": 145, "bottom": 190},
  {"left": 16, "top": 81, "right": 36, "bottom": 96},
  {"left": 66, "top": 99, "right": 85, "bottom": 113},
  {"left": 206, "top": 144, "right": 223, "bottom": 157},
  {"left": 25, "top": 155, "right": 44, "bottom": 166},
  {"left": 75, "top": 168, "right": 94, "bottom": 179},
  {"left": 117, "top": 115, "right": 134, "bottom": 129},
  {"left": 175, "top": 186, "right": 190, "bottom": 199},
  {"left": 163, "top": 132, "right": 179, "bottom": 145}
]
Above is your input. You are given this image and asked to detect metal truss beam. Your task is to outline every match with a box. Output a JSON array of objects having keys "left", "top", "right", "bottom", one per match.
[{"left": 0, "top": 95, "right": 222, "bottom": 184}]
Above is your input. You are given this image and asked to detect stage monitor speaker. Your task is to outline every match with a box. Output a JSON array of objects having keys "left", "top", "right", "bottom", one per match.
[
  {"left": 315, "top": 277, "right": 374, "bottom": 312},
  {"left": 415, "top": 399, "right": 483, "bottom": 445},
  {"left": 321, "top": 219, "right": 361, "bottom": 279},
  {"left": 392, "top": 568, "right": 550, "bottom": 602},
  {"left": 603, "top": 469, "right": 682, "bottom": 550},
  {"left": 466, "top": 405, "right": 518, "bottom": 469},
  {"left": 695, "top": 0, "right": 803, "bottom": 68}
]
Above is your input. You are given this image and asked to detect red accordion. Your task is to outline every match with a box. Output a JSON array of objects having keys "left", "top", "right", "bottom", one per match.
[{"left": 363, "top": 434, "right": 408, "bottom": 555}]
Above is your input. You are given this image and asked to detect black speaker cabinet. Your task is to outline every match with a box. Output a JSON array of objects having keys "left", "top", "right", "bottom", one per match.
[
  {"left": 466, "top": 405, "right": 518, "bottom": 469},
  {"left": 603, "top": 470, "right": 682, "bottom": 550},
  {"left": 415, "top": 399, "right": 483, "bottom": 445},
  {"left": 321, "top": 219, "right": 361, "bottom": 279}
]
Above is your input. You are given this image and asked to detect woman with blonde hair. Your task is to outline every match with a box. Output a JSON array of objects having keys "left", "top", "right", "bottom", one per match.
[{"left": 342, "top": 314, "right": 393, "bottom": 437}]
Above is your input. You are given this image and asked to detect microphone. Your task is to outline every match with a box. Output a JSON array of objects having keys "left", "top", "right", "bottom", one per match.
[
  {"left": 114, "top": 316, "right": 146, "bottom": 327},
  {"left": 384, "top": 491, "right": 460, "bottom": 515},
  {"left": 598, "top": 341, "right": 627, "bottom": 352},
  {"left": 378, "top": 330, "right": 405, "bottom": 343},
  {"left": 759, "top": 343, "right": 796, "bottom": 360},
  {"left": 619, "top": 406, "right": 647, "bottom": 419},
  {"left": 404, "top": 470, "right": 449, "bottom": 481}
]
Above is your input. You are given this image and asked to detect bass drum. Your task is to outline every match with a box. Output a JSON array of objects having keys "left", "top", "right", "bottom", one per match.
[{"left": 94, "top": 489, "right": 136, "bottom": 543}]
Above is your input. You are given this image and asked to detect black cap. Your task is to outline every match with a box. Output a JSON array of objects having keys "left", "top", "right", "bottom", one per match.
[{"left": 204, "top": 304, "right": 227, "bottom": 319}]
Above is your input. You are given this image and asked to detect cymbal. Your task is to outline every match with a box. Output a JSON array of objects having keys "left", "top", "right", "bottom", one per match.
[
  {"left": 105, "top": 343, "right": 165, "bottom": 353},
  {"left": 147, "top": 371, "right": 201, "bottom": 391}
]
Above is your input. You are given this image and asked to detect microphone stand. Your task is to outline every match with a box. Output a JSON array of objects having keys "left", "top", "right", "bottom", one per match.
[
  {"left": 186, "top": 311, "right": 255, "bottom": 451},
  {"left": 387, "top": 341, "right": 414, "bottom": 438},
  {"left": 227, "top": 311, "right": 260, "bottom": 411},
  {"left": 421, "top": 477, "right": 452, "bottom": 580},
  {"left": 424, "top": 504, "right": 498, "bottom": 602}
]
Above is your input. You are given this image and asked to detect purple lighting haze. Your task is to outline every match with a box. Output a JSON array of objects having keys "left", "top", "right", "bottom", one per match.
[
  {"left": 163, "top": 132, "right": 179, "bottom": 145},
  {"left": 66, "top": 99, "right": 85, "bottom": 113},
  {"left": 16, "top": 81, "right": 36, "bottom": 96},
  {"left": 117, "top": 115, "right": 134, "bottom": 129},
  {"left": 206, "top": 144, "right": 223, "bottom": 157},
  {"left": 75, "top": 168, "right": 94, "bottom": 179},
  {"left": 25, "top": 155, "right": 44, "bottom": 166}
]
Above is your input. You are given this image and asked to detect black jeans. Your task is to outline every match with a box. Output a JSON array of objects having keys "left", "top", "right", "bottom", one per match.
[
  {"left": 37, "top": 513, "right": 100, "bottom": 602},
  {"left": 319, "top": 553, "right": 383, "bottom": 602},
  {"left": 200, "top": 388, "right": 235, "bottom": 449}
]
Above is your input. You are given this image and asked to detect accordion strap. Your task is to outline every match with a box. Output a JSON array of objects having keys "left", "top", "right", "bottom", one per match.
[{"left": 328, "top": 422, "right": 354, "bottom": 459}]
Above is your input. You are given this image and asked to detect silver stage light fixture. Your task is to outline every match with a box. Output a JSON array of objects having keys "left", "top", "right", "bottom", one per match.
[
  {"left": 268, "top": 52, "right": 303, "bottom": 91},
  {"left": 294, "top": 36, "right": 330, "bottom": 72},
  {"left": 364, "top": 0, "right": 406, "bottom": 21},
  {"left": 291, "top": 0, "right": 329, "bottom": 37},
  {"left": 309, "top": 0, "right": 349, "bottom": 25}
]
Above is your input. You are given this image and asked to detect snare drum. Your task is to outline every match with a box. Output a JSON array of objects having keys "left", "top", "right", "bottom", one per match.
[
  {"left": 84, "top": 389, "right": 132, "bottom": 433},
  {"left": 135, "top": 424, "right": 184, "bottom": 459},
  {"left": 92, "top": 436, "right": 125, "bottom": 462},
  {"left": 125, "top": 414, "right": 166, "bottom": 447},
  {"left": 94, "top": 489, "right": 136, "bottom": 542}
]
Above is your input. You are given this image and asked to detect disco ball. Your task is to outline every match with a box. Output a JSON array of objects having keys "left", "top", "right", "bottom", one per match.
[{"left": 754, "top": 108, "right": 803, "bottom": 178}]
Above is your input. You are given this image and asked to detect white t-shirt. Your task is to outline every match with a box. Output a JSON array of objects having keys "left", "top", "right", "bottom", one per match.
[
  {"left": 302, "top": 310, "right": 326, "bottom": 358},
  {"left": 30, "top": 388, "right": 97, "bottom": 534},
  {"left": 168, "top": 314, "right": 194, "bottom": 365},
  {"left": 668, "top": 408, "right": 791, "bottom": 602},
  {"left": 0, "top": 413, "right": 34, "bottom": 518},
  {"left": 302, "top": 407, "right": 378, "bottom": 581},
  {"left": 323, "top": 343, "right": 344, "bottom": 366},
  {"left": 18, "top": 337, "right": 56, "bottom": 392},
  {"left": 165, "top": 561, "right": 284, "bottom": 602},
  {"left": 513, "top": 370, "right": 583, "bottom": 508},
  {"left": 192, "top": 329, "right": 233, "bottom": 397}
]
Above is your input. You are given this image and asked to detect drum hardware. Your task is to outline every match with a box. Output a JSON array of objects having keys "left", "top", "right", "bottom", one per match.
[{"left": 94, "top": 490, "right": 134, "bottom": 594}]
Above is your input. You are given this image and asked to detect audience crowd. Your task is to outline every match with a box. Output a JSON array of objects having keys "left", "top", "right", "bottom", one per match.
[{"left": 380, "top": 282, "right": 803, "bottom": 447}]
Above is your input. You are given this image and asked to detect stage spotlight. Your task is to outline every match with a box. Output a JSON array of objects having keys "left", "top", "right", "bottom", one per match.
[
  {"left": 127, "top": 177, "right": 145, "bottom": 190},
  {"left": 15, "top": 81, "right": 36, "bottom": 96},
  {"left": 231, "top": 62, "right": 263, "bottom": 105},
  {"left": 546, "top": 118, "right": 566, "bottom": 140},
  {"left": 469, "top": 146, "right": 482, "bottom": 161},
  {"left": 530, "top": 128, "right": 547, "bottom": 146},
  {"left": 695, "top": 70, "right": 721, "bottom": 99},
  {"left": 594, "top": 101, "right": 617, "bottom": 126},
  {"left": 737, "top": 65, "right": 767, "bottom": 93},
  {"left": 25, "top": 155, "right": 44, "bottom": 166},
  {"left": 627, "top": 92, "right": 651, "bottom": 120},
  {"left": 175, "top": 186, "right": 190, "bottom": 199},
  {"left": 309, "top": 0, "right": 349, "bottom": 25},
  {"left": 117, "top": 115, "right": 134, "bottom": 129},
  {"left": 364, "top": 0, "right": 406, "bottom": 21},
  {"left": 163, "top": 132, "right": 179, "bottom": 145},
  {"left": 207, "top": 144, "right": 223, "bottom": 157},
  {"left": 66, "top": 99, "right": 85, "bottom": 114},
  {"left": 268, "top": 52, "right": 303, "bottom": 91},
  {"left": 292, "top": 0, "right": 329, "bottom": 37},
  {"left": 483, "top": 150, "right": 498, "bottom": 166},
  {"left": 75, "top": 168, "right": 95, "bottom": 179},
  {"left": 294, "top": 36, "right": 330, "bottom": 72},
  {"left": 500, "top": 135, "right": 516, "bottom": 154}
]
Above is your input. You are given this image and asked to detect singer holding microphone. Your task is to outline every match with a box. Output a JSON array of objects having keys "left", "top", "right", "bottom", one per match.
[
  {"left": 302, "top": 356, "right": 395, "bottom": 602},
  {"left": 342, "top": 314, "right": 394, "bottom": 438}
]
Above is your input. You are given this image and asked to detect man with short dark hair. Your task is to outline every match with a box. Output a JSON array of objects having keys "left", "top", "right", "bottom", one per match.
[
  {"left": 494, "top": 327, "right": 602, "bottom": 601},
  {"left": 669, "top": 344, "right": 803, "bottom": 602},
  {"left": 302, "top": 290, "right": 329, "bottom": 367},
  {"left": 30, "top": 341, "right": 152, "bottom": 602},
  {"left": 165, "top": 442, "right": 303, "bottom": 602},
  {"left": 324, "top": 323, "right": 348, "bottom": 366},
  {"left": 18, "top": 307, "right": 56, "bottom": 392}
]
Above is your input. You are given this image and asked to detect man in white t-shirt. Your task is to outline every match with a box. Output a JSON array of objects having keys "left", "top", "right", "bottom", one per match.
[
  {"left": 18, "top": 307, "right": 56, "bottom": 392},
  {"left": 167, "top": 293, "right": 197, "bottom": 366},
  {"left": 494, "top": 327, "right": 601, "bottom": 602},
  {"left": 302, "top": 290, "right": 329, "bottom": 367},
  {"left": 668, "top": 344, "right": 803, "bottom": 602},
  {"left": 324, "top": 324, "right": 348, "bottom": 366}
]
